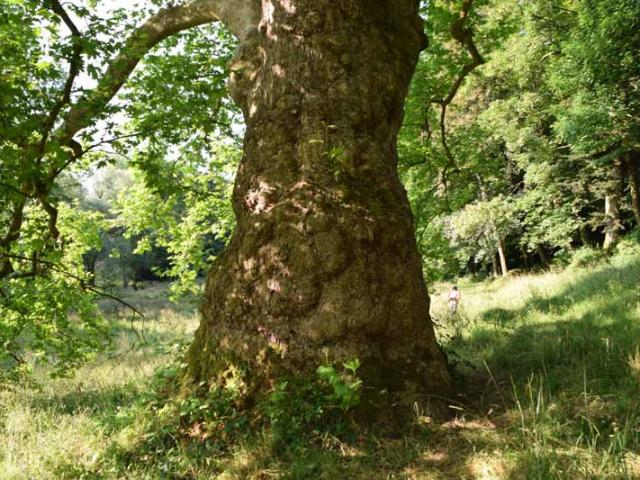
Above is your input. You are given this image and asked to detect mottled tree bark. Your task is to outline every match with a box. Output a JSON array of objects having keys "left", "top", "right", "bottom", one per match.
[{"left": 185, "top": 0, "right": 451, "bottom": 417}]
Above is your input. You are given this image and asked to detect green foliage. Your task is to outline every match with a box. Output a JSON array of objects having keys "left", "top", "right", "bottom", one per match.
[
  {"left": 0, "top": 1, "right": 239, "bottom": 375},
  {"left": 263, "top": 380, "right": 328, "bottom": 448},
  {"left": 96, "top": 356, "right": 364, "bottom": 476},
  {"left": 0, "top": 198, "right": 111, "bottom": 378},
  {"left": 567, "top": 246, "right": 609, "bottom": 269},
  {"left": 401, "top": 0, "right": 640, "bottom": 280},
  {"left": 614, "top": 235, "right": 640, "bottom": 260},
  {"left": 446, "top": 195, "right": 517, "bottom": 266},
  {"left": 316, "top": 358, "right": 362, "bottom": 411},
  {"left": 263, "top": 359, "right": 362, "bottom": 449},
  {"left": 114, "top": 142, "right": 239, "bottom": 298},
  {"left": 116, "top": 368, "right": 248, "bottom": 474}
]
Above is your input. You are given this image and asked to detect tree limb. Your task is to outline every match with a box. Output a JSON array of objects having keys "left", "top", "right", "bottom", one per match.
[
  {"left": 1, "top": 253, "right": 145, "bottom": 318},
  {"left": 440, "top": 0, "right": 484, "bottom": 106},
  {"left": 37, "top": 0, "right": 84, "bottom": 162},
  {"left": 38, "top": 196, "right": 60, "bottom": 241},
  {"left": 5, "top": 251, "right": 39, "bottom": 280},
  {"left": 0, "top": 183, "right": 34, "bottom": 198},
  {"left": 429, "top": 0, "right": 485, "bottom": 177},
  {"left": 54, "top": 0, "right": 259, "bottom": 152}
]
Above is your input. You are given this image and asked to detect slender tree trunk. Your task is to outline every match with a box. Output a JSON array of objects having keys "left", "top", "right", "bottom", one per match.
[
  {"left": 537, "top": 245, "right": 549, "bottom": 267},
  {"left": 626, "top": 151, "right": 640, "bottom": 228},
  {"left": 521, "top": 247, "right": 530, "bottom": 270},
  {"left": 491, "top": 253, "right": 499, "bottom": 278},
  {"left": 467, "top": 257, "right": 477, "bottom": 276},
  {"left": 185, "top": 0, "right": 451, "bottom": 418},
  {"left": 603, "top": 194, "right": 620, "bottom": 248},
  {"left": 497, "top": 239, "right": 508, "bottom": 276},
  {"left": 603, "top": 158, "right": 625, "bottom": 249},
  {"left": 474, "top": 173, "right": 506, "bottom": 276}
]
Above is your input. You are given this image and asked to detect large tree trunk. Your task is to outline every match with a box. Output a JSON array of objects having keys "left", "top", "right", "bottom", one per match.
[
  {"left": 185, "top": 0, "right": 451, "bottom": 417},
  {"left": 603, "top": 158, "right": 625, "bottom": 249}
]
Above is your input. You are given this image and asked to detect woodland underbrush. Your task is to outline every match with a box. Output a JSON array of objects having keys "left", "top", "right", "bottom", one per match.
[{"left": 1, "top": 245, "right": 639, "bottom": 479}]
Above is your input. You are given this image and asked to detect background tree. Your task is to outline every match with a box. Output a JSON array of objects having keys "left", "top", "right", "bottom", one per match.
[{"left": 400, "top": 0, "right": 640, "bottom": 281}]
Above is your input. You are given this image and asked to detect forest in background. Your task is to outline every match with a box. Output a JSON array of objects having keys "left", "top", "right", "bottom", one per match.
[
  {"left": 400, "top": 0, "right": 640, "bottom": 281},
  {"left": 2, "top": 0, "right": 638, "bottom": 376}
]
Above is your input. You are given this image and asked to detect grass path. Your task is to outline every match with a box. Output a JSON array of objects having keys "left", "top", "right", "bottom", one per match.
[{"left": 1, "top": 254, "right": 639, "bottom": 479}]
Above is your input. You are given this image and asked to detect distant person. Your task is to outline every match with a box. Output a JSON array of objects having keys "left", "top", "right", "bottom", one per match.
[{"left": 448, "top": 285, "right": 461, "bottom": 313}]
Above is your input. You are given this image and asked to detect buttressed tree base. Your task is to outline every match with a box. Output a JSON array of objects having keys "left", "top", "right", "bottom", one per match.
[{"left": 184, "top": 0, "right": 452, "bottom": 420}]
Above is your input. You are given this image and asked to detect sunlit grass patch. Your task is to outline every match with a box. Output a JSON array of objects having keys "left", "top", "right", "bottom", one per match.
[
  {"left": 1, "top": 251, "right": 639, "bottom": 479},
  {"left": 0, "top": 290, "right": 200, "bottom": 479},
  {"left": 427, "top": 250, "right": 640, "bottom": 479}
]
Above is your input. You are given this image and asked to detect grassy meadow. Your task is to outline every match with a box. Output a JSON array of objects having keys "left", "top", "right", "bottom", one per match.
[{"left": 1, "top": 247, "right": 639, "bottom": 479}]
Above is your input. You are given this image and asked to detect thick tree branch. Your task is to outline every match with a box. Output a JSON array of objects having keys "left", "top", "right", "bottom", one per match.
[
  {"left": 37, "top": 0, "right": 84, "bottom": 161},
  {"left": 54, "top": 0, "right": 259, "bottom": 150},
  {"left": 437, "top": 103, "right": 458, "bottom": 172},
  {"left": 38, "top": 196, "right": 60, "bottom": 241},
  {"left": 48, "top": 139, "right": 83, "bottom": 181},
  {"left": 1, "top": 253, "right": 145, "bottom": 318},
  {"left": 441, "top": 0, "right": 484, "bottom": 106}
]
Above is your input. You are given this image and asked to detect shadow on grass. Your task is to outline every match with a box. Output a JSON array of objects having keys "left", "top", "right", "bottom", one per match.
[
  {"left": 29, "top": 382, "right": 140, "bottom": 425},
  {"left": 158, "top": 419, "right": 510, "bottom": 480},
  {"left": 466, "top": 257, "right": 640, "bottom": 392},
  {"left": 478, "top": 256, "right": 639, "bottom": 327},
  {"left": 26, "top": 326, "right": 191, "bottom": 435}
]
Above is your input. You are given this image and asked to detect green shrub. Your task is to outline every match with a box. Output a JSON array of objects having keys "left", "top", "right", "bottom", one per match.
[
  {"left": 614, "top": 238, "right": 640, "bottom": 259},
  {"left": 262, "top": 359, "right": 362, "bottom": 449},
  {"left": 568, "top": 246, "right": 608, "bottom": 268},
  {"left": 316, "top": 358, "right": 362, "bottom": 411}
]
